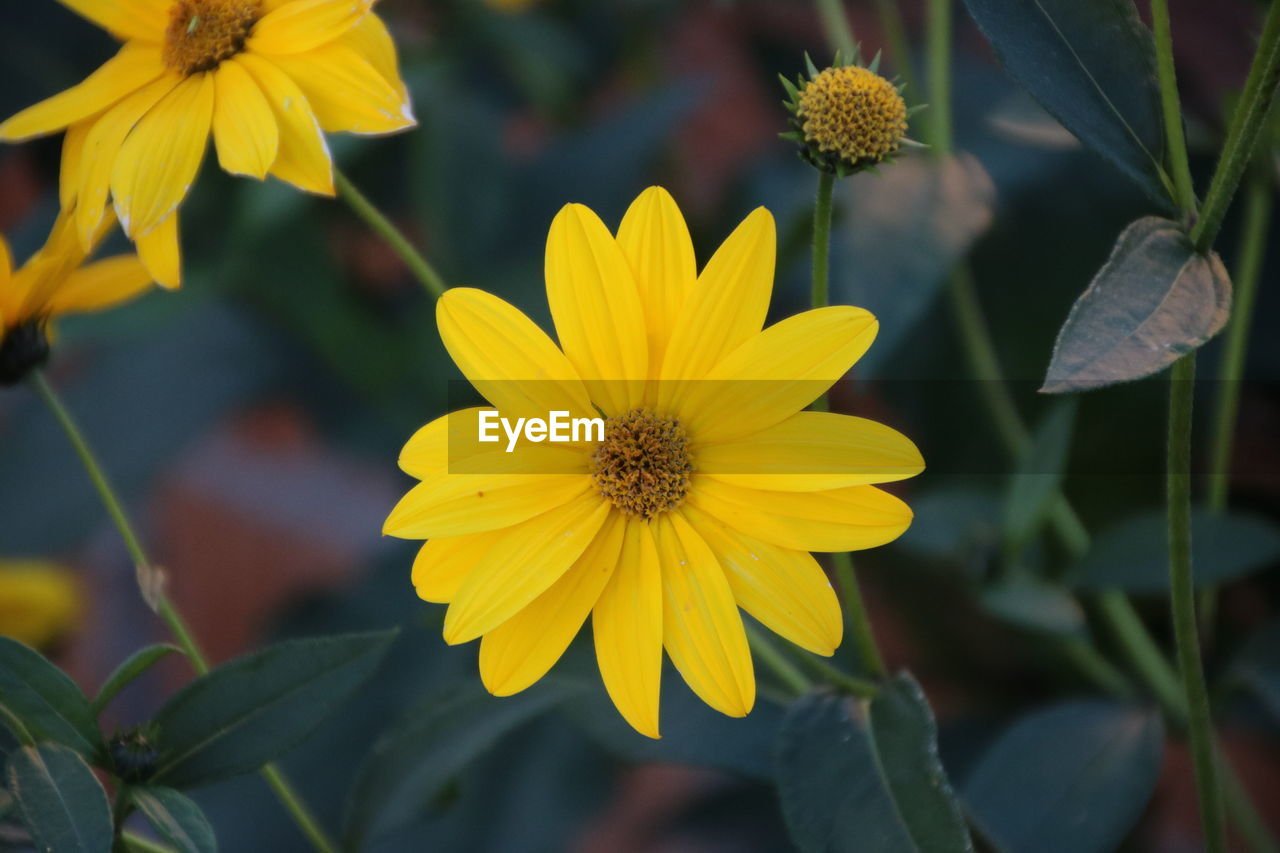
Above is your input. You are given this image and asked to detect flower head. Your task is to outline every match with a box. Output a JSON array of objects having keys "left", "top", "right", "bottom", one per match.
[
  {"left": 1, "top": 211, "right": 155, "bottom": 385},
  {"left": 0, "top": 559, "right": 82, "bottom": 649},
  {"left": 0, "top": 0, "right": 416, "bottom": 288},
  {"left": 385, "top": 188, "right": 924, "bottom": 737},
  {"left": 782, "top": 52, "right": 917, "bottom": 176}
]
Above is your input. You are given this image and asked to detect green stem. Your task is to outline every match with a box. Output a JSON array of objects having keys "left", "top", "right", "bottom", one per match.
[
  {"left": 30, "top": 371, "right": 339, "bottom": 853},
  {"left": 1190, "top": 0, "right": 1280, "bottom": 252},
  {"left": 811, "top": 171, "right": 835, "bottom": 326},
  {"left": 1057, "top": 637, "right": 1134, "bottom": 701},
  {"left": 793, "top": 647, "right": 881, "bottom": 698},
  {"left": 120, "top": 832, "right": 175, "bottom": 853},
  {"left": 746, "top": 624, "right": 812, "bottom": 696},
  {"left": 334, "top": 170, "right": 448, "bottom": 300},
  {"left": 833, "top": 553, "right": 888, "bottom": 679},
  {"left": 1168, "top": 355, "right": 1226, "bottom": 853},
  {"left": 815, "top": 0, "right": 857, "bottom": 59},
  {"left": 1149, "top": 0, "right": 1198, "bottom": 216},
  {"left": 1095, "top": 591, "right": 1186, "bottom": 720},
  {"left": 925, "top": 0, "right": 952, "bottom": 155},
  {"left": 1208, "top": 171, "right": 1272, "bottom": 511},
  {"left": 873, "top": 0, "right": 920, "bottom": 99}
]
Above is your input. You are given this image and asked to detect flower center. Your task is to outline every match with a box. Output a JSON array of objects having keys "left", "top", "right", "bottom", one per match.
[
  {"left": 797, "top": 65, "right": 907, "bottom": 168},
  {"left": 163, "top": 0, "right": 261, "bottom": 75},
  {"left": 589, "top": 409, "right": 694, "bottom": 520}
]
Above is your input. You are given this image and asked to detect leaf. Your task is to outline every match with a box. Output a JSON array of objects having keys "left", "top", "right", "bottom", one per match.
[
  {"left": 774, "top": 679, "right": 973, "bottom": 853},
  {"left": 152, "top": 630, "right": 397, "bottom": 789},
  {"left": 92, "top": 645, "right": 182, "bottom": 716},
  {"left": 5, "top": 743, "right": 112, "bottom": 853},
  {"left": 980, "top": 580, "right": 1086, "bottom": 636},
  {"left": 343, "top": 680, "right": 572, "bottom": 847},
  {"left": 0, "top": 638, "right": 101, "bottom": 759},
  {"left": 1004, "top": 400, "right": 1077, "bottom": 548},
  {"left": 899, "top": 487, "right": 1002, "bottom": 563},
  {"left": 1072, "top": 509, "right": 1280, "bottom": 591},
  {"left": 960, "top": 0, "right": 1170, "bottom": 206},
  {"left": 963, "top": 702, "right": 1163, "bottom": 853},
  {"left": 130, "top": 787, "right": 217, "bottom": 853},
  {"left": 1041, "top": 217, "right": 1231, "bottom": 393}
]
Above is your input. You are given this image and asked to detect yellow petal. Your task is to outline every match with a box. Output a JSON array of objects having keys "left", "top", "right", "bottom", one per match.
[
  {"left": 659, "top": 207, "right": 774, "bottom": 382},
  {"left": 436, "top": 287, "right": 595, "bottom": 421},
  {"left": 615, "top": 187, "right": 696, "bottom": 374},
  {"left": 687, "top": 478, "right": 913, "bottom": 552},
  {"left": 136, "top": 213, "right": 181, "bottom": 289},
  {"left": 248, "top": 0, "right": 373, "bottom": 54},
  {"left": 384, "top": 470, "right": 592, "bottom": 540},
  {"left": 235, "top": 53, "right": 334, "bottom": 195},
  {"left": 655, "top": 513, "right": 755, "bottom": 718},
  {"left": 683, "top": 505, "right": 842, "bottom": 656},
  {"left": 411, "top": 534, "right": 492, "bottom": 603},
  {"left": 59, "top": 122, "right": 93, "bottom": 209},
  {"left": 111, "top": 72, "right": 214, "bottom": 237},
  {"left": 0, "top": 237, "right": 12, "bottom": 324},
  {"left": 544, "top": 204, "right": 648, "bottom": 415},
  {"left": 0, "top": 235, "right": 11, "bottom": 281},
  {"left": 399, "top": 407, "right": 589, "bottom": 480},
  {"left": 697, "top": 410, "right": 924, "bottom": 491},
  {"left": 479, "top": 511, "right": 625, "bottom": 696},
  {"left": 0, "top": 43, "right": 164, "bottom": 142},
  {"left": 43, "top": 255, "right": 153, "bottom": 316},
  {"left": 266, "top": 42, "right": 414, "bottom": 134},
  {"left": 592, "top": 517, "right": 664, "bottom": 739},
  {"left": 337, "top": 12, "right": 407, "bottom": 99},
  {"left": 74, "top": 74, "right": 182, "bottom": 247},
  {"left": 55, "top": 0, "right": 168, "bottom": 41},
  {"left": 443, "top": 491, "right": 611, "bottom": 644},
  {"left": 212, "top": 59, "right": 279, "bottom": 179},
  {"left": 677, "top": 306, "right": 879, "bottom": 445}
]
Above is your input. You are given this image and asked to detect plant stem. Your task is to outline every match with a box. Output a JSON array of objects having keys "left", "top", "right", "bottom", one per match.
[
  {"left": 1094, "top": 591, "right": 1186, "bottom": 718},
  {"left": 873, "top": 0, "right": 919, "bottom": 99},
  {"left": 746, "top": 624, "right": 812, "bottom": 696},
  {"left": 29, "top": 371, "right": 339, "bottom": 853},
  {"left": 925, "top": 0, "right": 952, "bottom": 155},
  {"left": 1190, "top": 0, "right": 1280, "bottom": 252},
  {"left": 121, "top": 832, "right": 176, "bottom": 853},
  {"left": 815, "top": 0, "right": 857, "bottom": 59},
  {"left": 833, "top": 554, "right": 888, "bottom": 679},
  {"left": 334, "top": 169, "right": 448, "bottom": 300},
  {"left": 793, "top": 645, "right": 882, "bottom": 698},
  {"left": 1057, "top": 637, "right": 1134, "bottom": 701},
  {"left": 811, "top": 171, "right": 836, "bottom": 337},
  {"left": 1149, "top": 0, "right": 1198, "bottom": 216},
  {"left": 1167, "top": 355, "right": 1226, "bottom": 853}
]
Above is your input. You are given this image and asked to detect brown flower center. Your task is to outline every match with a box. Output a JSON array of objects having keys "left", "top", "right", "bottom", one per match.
[
  {"left": 163, "top": 0, "right": 262, "bottom": 75},
  {"left": 590, "top": 409, "right": 693, "bottom": 519}
]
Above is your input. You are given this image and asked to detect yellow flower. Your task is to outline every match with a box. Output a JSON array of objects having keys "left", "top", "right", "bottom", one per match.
[
  {"left": 385, "top": 188, "right": 924, "bottom": 738},
  {"left": 0, "top": 560, "right": 82, "bottom": 650},
  {"left": 0, "top": 0, "right": 416, "bottom": 288},
  {"left": 1, "top": 210, "right": 155, "bottom": 384}
]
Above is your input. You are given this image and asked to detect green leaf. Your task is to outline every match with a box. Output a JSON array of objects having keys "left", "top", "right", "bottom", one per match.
[
  {"left": 1004, "top": 401, "right": 1077, "bottom": 548},
  {"left": 980, "top": 580, "right": 1086, "bottom": 636},
  {"left": 153, "top": 630, "right": 397, "bottom": 789},
  {"left": 5, "top": 743, "right": 112, "bottom": 853},
  {"left": 774, "top": 679, "right": 973, "bottom": 853},
  {"left": 900, "top": 487, "right": 1002, "bottom": 562},
  {"left": 1041, "top": 217, "right": 1231, "bottom": 393},
  {"left": 960, "top": 0, "right": 1170, "bottom": 206},
  {"left": 1072, "top": 510, "right": 1280, "bottom": 591},
  {"left": 130, "top": 787, "right": 216, "bottom": 853},
  {"left": 92, "top": 645, "right": 182, "bottom": 716},
  {"left": 0, "top": 638, "right": 101, "bottom": 759},
  {"left": 963, "top": 701, "right": 1163, "bottom": 853},
  {"left": 343, "top": 680, "right": 571, "bottom": 847}
]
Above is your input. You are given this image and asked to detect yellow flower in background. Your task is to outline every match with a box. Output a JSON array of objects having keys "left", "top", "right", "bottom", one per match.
[
  {"left": 1, "top": 210, "right": 155, "bottom": 385},
  {"left": 0, "top": 560, "right": 82, "bottom": 650},
  {"left": 385, "top": 187, "right": 924, "bottom": 737},
  {"left": 0, "top": 0, "right": 416, "bottom": 289}
]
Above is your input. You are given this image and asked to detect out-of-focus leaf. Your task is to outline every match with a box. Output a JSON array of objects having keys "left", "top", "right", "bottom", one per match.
[
  {"left": 1072, "top": 510, "right": 1280, "bottom": 591},
  {"left": 0, "top": 638, "right": 101, "bottom": 759},
  {"left": 836, "top": 154, "right": 995, "bottom": 377},
  {"left": 900, "top": 487, "right": 1002, "bottom": 564},
  {"left": 130, "top": 787, "right": 216, "bottom": 853},
  {"left": 980, "top": 580, "right": 1085, "bottom": 636},
  {"left": 963, "top": 702, "right": 1163, "bottom": 853},
  {"left": 153, "top": 631, "right": 397, "bottom": 788},
  {"left": 343, "top": 680, "right": 572, "bottom": 847},
  {"left": 774, "top": 679, "right": 973, "bottom": 853},
  {"left": 987, "top": 91, "right": 1082, "bottom": 150},
  {"left": 1004, "top": 400, "right": 1077, "bottom": 548},
  {"left": 5, "top": 743, "right": 111, "bottom": 853},
  {"left": 1041, "top": 217, "right": 1230, "bottom": 393},
  {"left": 961, "top": 0, "right": 1169, "bottom": 206},
  {"left": 92, "top": 645, "right": 182, "bottom": 716}
]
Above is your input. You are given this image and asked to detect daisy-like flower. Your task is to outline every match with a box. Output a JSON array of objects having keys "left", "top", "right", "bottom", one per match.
[
  {"left": 385, "top": 188, "right": 924, "bottom": 737},
  {"left": 0, "top": 0, "right": 416, "bottom": 288},
  {"left": 1, "top": 210, "right": 155, "bottom": 385},
  {"left": 0, "top": 559, "right": 81, "bottom": 650}
]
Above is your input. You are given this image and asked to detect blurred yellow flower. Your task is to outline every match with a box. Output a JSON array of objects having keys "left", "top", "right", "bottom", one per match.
[
  {"left": 1, "top": 210, "right": 155, "bottom": 385},
  {"left": 0, "top": 560, "right": 82, "bottom": 650},
  {"left": 0, "top": 0, "right": 416, "bottom": 288},
  {"left": 385, "top": 187, "right": 924, "bottom": 737}
]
